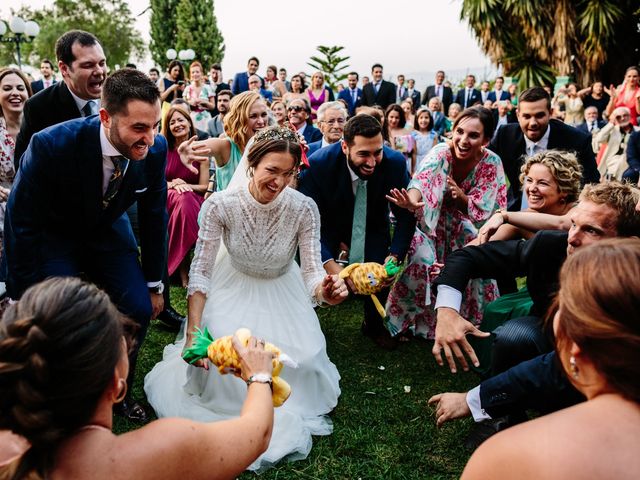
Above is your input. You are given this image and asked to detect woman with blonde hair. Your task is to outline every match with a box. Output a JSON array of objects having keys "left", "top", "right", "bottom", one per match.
[
  {"left": 306, "top": 71, "right": 330, "bottom": 121},
  {"left": 463, "top": 238, "right": 640, "bottom": 479},
  {"left": 179, "top": 91, "right": 268, "bottom": 191}
]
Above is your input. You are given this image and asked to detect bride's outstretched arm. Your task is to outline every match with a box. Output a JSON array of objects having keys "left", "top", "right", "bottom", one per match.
[{"left": 297, "top": 198, "right": 331, "bottom": 305}]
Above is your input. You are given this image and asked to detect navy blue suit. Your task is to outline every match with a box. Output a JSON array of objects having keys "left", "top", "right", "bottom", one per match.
[
  {"left": 487, "top": 90, "right": 510, "bottom": 103},
  {"left": 431, "top": 111, "right": 446, "bottom": 136},
  {"left": 4, "top": 116, "right": 168, "bottom": 387},
  {"left": 338, "top": 88, "right": 363, "bottom": 116},
  {"left": 301, "top": 124, "right": 322, "bottom": 144},
  {"left": 576, "top": 120, "right": 606, "bottom": 135},
  {"left": 455, "top": 88, "right": 482, "bottom": 109},
  {"left": 232, "top": 72, "right": 263, "bottom": 95},
  {"left": 298, "top": 143, "right": 416, "bottom": 332},
  {"left": 306, "top": 140, "right": 324, "bottom": 156},
  {"left": 622, "top": 129, "right": 640, "bottom": 183}
]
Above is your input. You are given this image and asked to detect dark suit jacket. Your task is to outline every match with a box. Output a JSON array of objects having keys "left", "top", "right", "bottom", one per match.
[
  {"left": 301, "top": 124, "right": 322, "bottom": 144},
  {"left": 422, "top": 85, "right": 453, "bottom": 113},
  {"left": 361, "top": 80, "right": 396, "bottom": 110},
  {"left": 576, "top": 119, "right": 606, "bottom": 135},
  {"left": 298, "top": 142, "right": 416, "bottom": 264},
  {"left": 15, "top": 81, "right": 83, "bottom": 168},
  {"left": 454, "top": 88, "right": 482, "bottom": 109},
  {"left": 487, "top": 90, "right": 510, "bottom": 103},
  {"left": 432, "top": 111, "right": 446, "bottom": 136},
  {"left": 232, "top": 72, "right": 263, "bottom": 95},
  {"left": 337, "top": 88, "right": 363, "bottom": 116},
  {"left": 30, "top": 78, "right": 57, "bottom": 94},
  {"left": 479, "top": 351, "right": 585, "bottom": 418},
  {"left": 626, "top": 129, "right": 640, "bottom": 172},
  {"left": 4, "top": 116, "right": 168, "bottom": 299},
  {"left": 488, "top": 119, "right": 599, "bottom": 210},
  {"left": 306, "top": 140, "right": 325, "bottom": 157},
  {"left": 408, "top": 89, "right": 421, "bottom": 111},
  {"left": 434, "top": 230, "right": 568, "bottom": 317}
]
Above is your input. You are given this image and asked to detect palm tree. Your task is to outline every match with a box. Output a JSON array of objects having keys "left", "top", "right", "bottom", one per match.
[{"left": 461, "top": 0, "right": 637, "bottom": 88}]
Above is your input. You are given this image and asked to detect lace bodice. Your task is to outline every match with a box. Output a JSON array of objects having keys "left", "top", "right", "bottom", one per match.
[{"left": 188, "top": 185, "right": 326, "bottom": 303}]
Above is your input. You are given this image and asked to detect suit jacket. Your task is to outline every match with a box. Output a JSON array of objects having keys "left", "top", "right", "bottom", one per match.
[
  {"left": 408, "top": 89, "right": 421, "bottom": 111},
  {"left": 4, "top": 116, "right": 168, "bottom": 299},
  {"left": 396, "top": 85, "right": 408, "bottom": 103},
  {"left": 232, "top": 72, "right": 263, "bottom": 95},
  {"left": 434, "top": 230, "right": 568, "bottom": 317},
  {"left": 479, "top": 351, "right": 585, "bottom": 418},
  {"left": 454, "top": 88, "right": 482, "bottom": 109},
  {"left": 301, "top": 124, "right": 322, "bottom": 144},
  {"left": 15, "top": 81, "right": 83, "bottom": 168},
  {"left": 258, "top": 88, "right": 273, "bottom": 103},
  {"left": 488, "top": 119, "right": 599, "bottom": 210},
  {"left": 298, "top": 142, "right": 416, "bottom": 264},
  {"left": 487, "top": 90, "right": 510, "bottom": 103},
  {"left": 431, "top": 111, "right": 446, "bottom": 136},
  {"left": 206, "top": 114, "right": 224, "bottom": 138},
  {"left": 337, "top": 88, "right": 363, "bottom": 116},
  {"left": 625, "top": 129, "right": 640, "bottom": 172},
  {"left": 30, "top": 78, "right": 57, "bottom": 94},
  {"left": 422, "top": 85, "right": 454, "bottom": 113},
  {"left": 361, "top": 80, "right": 396, "bottom": 110},
  {"left": 576, "top": 119, "right": 606, "bottom": 135},
  {"left": 306, "top": 140, "right": 325, "bottom": 157}
]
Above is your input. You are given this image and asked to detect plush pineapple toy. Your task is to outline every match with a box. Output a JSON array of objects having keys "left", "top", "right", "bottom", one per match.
[
  {"left": 339, "top": 259, "right": 401, "bottom": 317},
  {"left": 182, "top": 327, "right": 297, "bottom": 407}
]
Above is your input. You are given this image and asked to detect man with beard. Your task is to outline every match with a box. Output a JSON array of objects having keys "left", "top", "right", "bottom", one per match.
[
  {"left": 206, "top": 89, "right": 232, "bottom": 138},
  {"left": 4, "top": 69, "right": 168, "bottom": 423},
  {"left": 299, "top": 114, "right": 416, "bottom": 349}
]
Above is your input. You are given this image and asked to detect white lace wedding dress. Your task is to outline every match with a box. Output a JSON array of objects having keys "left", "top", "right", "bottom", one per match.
[{"left": 144, "top": 183, "right": 341, "bottom": 471}]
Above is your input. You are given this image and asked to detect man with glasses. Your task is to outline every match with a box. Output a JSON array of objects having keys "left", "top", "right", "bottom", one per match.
[
  {"left": 287, "top": 98, "right": 322, "bottom": 144},
  {"left": 308, "top": 102, "right": 348, "bottom": 155}
]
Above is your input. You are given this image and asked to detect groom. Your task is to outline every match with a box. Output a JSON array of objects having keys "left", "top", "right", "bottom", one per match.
[
  {"left": 4, "top": 68, "right": 168, "bottom": 422},
  {"left": 299, "top": 114, "right": 416, "bottom": 349}
]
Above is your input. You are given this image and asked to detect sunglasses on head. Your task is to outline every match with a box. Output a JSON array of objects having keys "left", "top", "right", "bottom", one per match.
[{"left": 288, "top": 105, "right": 305, "bottom": 113}]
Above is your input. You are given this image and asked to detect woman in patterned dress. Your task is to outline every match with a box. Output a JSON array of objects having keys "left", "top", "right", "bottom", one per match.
[
  {"left": 183, "top": 61, "right": 215, "bottom": 131},
  {"left": 385, "top": 107, "right": 507, "bottom": 340},
  {"left": 0, "top": 68, "right": 32, "bottom": 256}
]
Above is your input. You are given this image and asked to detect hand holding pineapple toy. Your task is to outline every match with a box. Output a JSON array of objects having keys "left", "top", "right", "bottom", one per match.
[
  {"left": 339, "top": 258, "right": 401, "bottom": 317},
  {"left": 182, "top": 327, "right": 298, "bottom": 407}
]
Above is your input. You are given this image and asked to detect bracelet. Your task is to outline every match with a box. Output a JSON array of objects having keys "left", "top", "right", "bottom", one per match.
[
  {"left": 496, "top": 209, "right": 508, "bottom": 223},
  {"left": 206, "top": 189, "right": 214, "bottom": 193},
  {"left": 246, "top": 373, "right": 273, "bottom": 389}
]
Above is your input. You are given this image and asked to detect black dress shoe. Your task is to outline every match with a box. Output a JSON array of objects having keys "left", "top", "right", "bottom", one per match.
[
  {"left": 115, "top": 398, "right": 149, "bottom": 423},
  {"left": 156, "top": 306, "right": 185, "bottom": 331},
  {"left": 361, "top": 322, "right": 398, "bottom": 350},
  {"left": 463, "top": 414, "right": 526, "bottom": 451}
]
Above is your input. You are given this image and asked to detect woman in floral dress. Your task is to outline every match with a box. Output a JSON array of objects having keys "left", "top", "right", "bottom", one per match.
[
  {"left": 183, "top": 61, "right": 215, "bottom": 131},
  {"left": 386, "top": 107, "right": 507, "bottom": 339}
]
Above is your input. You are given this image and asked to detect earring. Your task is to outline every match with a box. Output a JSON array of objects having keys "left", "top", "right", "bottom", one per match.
[
  {"left": 114, "top": 378, "right": 128, "bottom": 403},
  {"left": 569, "top": 356, "right": 579, "bottom": 380}
]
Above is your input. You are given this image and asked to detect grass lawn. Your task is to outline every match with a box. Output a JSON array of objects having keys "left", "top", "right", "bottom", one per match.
[{"left": 115, "top": 287, "right": 479, "bottom": 479}]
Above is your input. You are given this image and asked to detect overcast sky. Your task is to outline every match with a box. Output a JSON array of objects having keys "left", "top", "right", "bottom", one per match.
[{"left": 2, "top": 0, "right": 492, "bottom": 87}]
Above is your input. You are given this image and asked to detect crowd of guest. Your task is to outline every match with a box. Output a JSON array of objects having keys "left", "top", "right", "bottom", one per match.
[{"left": 0, "top": 27, "right": 639, "bottom": 479}]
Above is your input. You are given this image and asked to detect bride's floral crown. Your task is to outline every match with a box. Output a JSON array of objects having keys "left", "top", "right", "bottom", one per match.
[{"left": 253, "top": 126, "right": 300, "bottom": 144}]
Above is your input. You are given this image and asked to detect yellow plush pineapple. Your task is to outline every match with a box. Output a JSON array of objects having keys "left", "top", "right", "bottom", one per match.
[
  {"left": 339, "top": 259, "right": 400, "bottom": 317},
  {"left": 182, "top": 327, "right": 297, "bottom": 407}
]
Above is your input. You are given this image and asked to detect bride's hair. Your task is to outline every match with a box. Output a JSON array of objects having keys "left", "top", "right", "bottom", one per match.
[
  {"left": 0, "top": 278, "right": 127, "bottom": 480},
  {"left": 246, "top": 126, "right": 302, "bottom": 172}
]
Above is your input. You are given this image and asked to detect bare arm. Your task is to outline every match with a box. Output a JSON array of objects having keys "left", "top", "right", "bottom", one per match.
[{"left": 476, "top": 210, "right": 571, "bottom": 244}]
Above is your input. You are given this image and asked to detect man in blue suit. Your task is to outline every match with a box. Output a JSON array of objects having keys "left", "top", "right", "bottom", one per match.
[
  {"left": 232, "top": 56, "right": 261, "bottom": 95},
  {"left": 487, "top": 76, "right": 510, "bottom": 105},
  {"left": 337, "top": 71, "right": 362, "bottom": 117},
  {"left": 4, "top": 69, "right": 168, "bottom": 423},
  {"left": 454, "top": 74, "right": 482, "bottom": 109},
  {"left": 576, "top": 106, "right": 606, "bottom": 135},
  {"left": 299, "top": 114, "right": 416, "bottom": 349},
  {"left": 29, "top": 59, "right": 57, "bottom": 94},
  {"left": 287, "top": 98, "right": 322, "bottom": 144}
]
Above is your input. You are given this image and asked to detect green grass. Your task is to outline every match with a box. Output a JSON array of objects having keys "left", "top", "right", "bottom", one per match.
[{"left": 114, "top": 287, "right": 478, "bottom": 479}]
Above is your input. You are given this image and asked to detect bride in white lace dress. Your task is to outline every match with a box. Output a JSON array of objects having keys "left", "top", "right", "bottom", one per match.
[{"left": 144, "top": 127, "right": 347, "bottom": 471}]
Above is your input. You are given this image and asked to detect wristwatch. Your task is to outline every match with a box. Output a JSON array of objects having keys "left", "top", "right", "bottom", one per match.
[{"left": 148, "top": 283, "right": 165, "bottom": 295}]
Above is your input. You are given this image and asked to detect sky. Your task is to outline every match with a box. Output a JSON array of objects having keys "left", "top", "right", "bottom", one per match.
[{"left": 1, "top": 0, "right": 494, "bottom": 89}]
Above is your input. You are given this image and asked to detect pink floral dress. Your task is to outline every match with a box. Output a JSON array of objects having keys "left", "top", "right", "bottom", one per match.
[{"left": 386, "top": 143, "right": 507, "bottom": 339}]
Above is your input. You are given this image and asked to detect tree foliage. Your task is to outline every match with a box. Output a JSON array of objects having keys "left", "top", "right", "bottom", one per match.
[
  {"left": 0, "top": 0, "right": 144, "bottom": 70},
  {"left": 460, "top": 0, "right": 638, "bottom": 88},
  {"left": 149, "top": 0, "right": 180, "bottom": 68},
  {"left": 307, "top": 45, "right": 350, "bottom": 91}
]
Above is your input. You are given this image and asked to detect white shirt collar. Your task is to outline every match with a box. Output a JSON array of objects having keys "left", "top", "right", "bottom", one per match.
[
  {"left": 321, "top": 137, "right": 333, "bottom": 148},
  {"left": 99, "top": 125, "right": 125, "bottom": 158},
  {"left": 68, "top": 86, "right": 100, "bottom": 115},
  {"left": 524, "top": 125, "right": 551, "bottom": 152},
  {"left": 346, "top": 159, "right": 359, "bottom": 183},
  {"left": 296, "top": 123, "right": 307, "bottom": 135}
]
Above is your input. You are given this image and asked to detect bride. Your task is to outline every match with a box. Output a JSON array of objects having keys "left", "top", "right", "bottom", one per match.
[{"left": 144, "top": 126, "right": 347, "bottom": 471}]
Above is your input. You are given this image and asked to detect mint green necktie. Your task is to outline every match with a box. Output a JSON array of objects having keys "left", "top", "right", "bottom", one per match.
[{"left": 350, "top": 179, "right": 367, "bottom": 264}]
